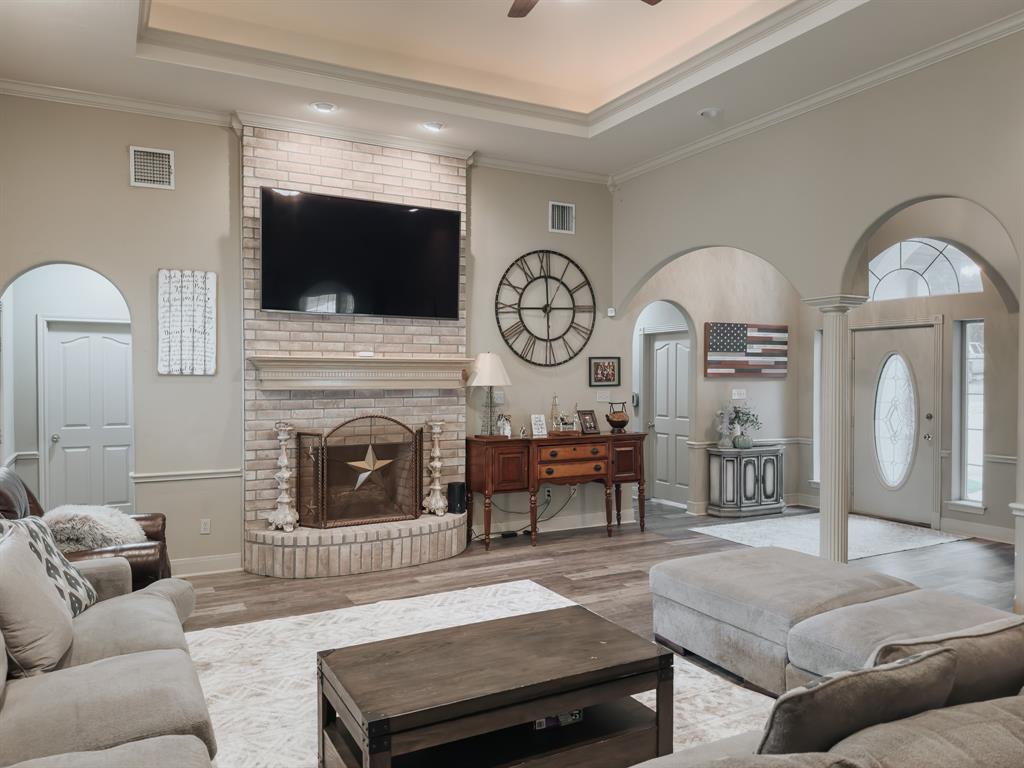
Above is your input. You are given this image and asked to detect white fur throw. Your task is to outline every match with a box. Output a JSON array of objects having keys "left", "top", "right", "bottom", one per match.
[{"left": 43, "top": 505, "right": 147, "bottom": 553}]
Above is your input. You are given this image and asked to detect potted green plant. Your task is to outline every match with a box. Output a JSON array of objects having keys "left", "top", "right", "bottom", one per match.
[{"left": 728, "top": 404, "right": 762, "bottom": 449}]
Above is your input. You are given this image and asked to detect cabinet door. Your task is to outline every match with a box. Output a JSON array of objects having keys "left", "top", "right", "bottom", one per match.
[
  {"left": 611, "top": 440, "right": 643, "bottom": 482},
  {"left": 760, "top": 454, "right": 780, "bottom": 504},
  {"left": 739, "top": 456, "right": 760, "bottom": 506},
  {"left": 722, "top": 457, "right": 738, "bottom": 505},
  {"left": 492, "top": 445, "right": 529, "bottom": 491}
]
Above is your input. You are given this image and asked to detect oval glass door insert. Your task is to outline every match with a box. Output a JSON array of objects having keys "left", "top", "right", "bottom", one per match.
[{"left": 874, "top": 353, "right": 917, "bottom": 488}]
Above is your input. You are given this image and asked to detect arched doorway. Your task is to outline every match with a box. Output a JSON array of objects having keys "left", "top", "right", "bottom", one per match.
[
  {"left": 633, "top": 300, "right": 692, "bottom": 507},
  {"left": 0, "top": 264, "right": 134, "bottom": 510}
]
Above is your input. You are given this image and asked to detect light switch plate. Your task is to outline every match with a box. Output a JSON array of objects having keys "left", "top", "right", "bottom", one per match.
[
  {"left": 595, "top": 391, "right": 610, "bottom": 402},
  {"left": 492, "top": 390, "right": 506, "bottom": 405},
  {"left": 731, "top": 388, "right": 747, "bottom": 401}
]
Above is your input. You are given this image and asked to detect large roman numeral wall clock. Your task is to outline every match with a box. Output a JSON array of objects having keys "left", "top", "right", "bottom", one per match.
[{"left": 495, "top": 250, "right": 596, "bottom": 366}]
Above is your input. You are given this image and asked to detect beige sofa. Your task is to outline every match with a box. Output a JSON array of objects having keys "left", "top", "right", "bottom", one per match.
[{"left": 1, "top": 557, "right": 215, "bottom": 768}]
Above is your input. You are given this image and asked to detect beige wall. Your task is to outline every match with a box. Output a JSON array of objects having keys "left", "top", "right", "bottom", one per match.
[
  {"left": 467, "top": 166, "right": 619, "bottom": 532},
  {"left": 612, "top": 32, "right": 1024, "bottom": 307},
  {"left": 0, "top": 95, "right": 243, "bottom": 570}
]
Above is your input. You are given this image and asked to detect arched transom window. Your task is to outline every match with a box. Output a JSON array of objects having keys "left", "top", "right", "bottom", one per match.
[{"left": 868, "top": 238, "right": 983, "bottom": 302}]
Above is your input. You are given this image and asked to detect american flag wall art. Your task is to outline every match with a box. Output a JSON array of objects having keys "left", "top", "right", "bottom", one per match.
[{"left": 704, "top": 322, "right": 789, "bottom": 378}]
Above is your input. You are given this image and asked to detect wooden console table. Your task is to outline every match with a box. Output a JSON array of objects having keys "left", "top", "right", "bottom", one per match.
[{"left": 466, "top": 432, "right": 646, "bottom": 550}]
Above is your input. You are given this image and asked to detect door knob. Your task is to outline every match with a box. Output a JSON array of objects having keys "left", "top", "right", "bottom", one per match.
[
  {"left": 51, "top": 434, "right": 60, "bottom": 443},
  {"left": 646, "top": 421, "right": 655, "bottom": 430},
  {"left": 923, "top": 433, "right": 933, "bottom": 441}
]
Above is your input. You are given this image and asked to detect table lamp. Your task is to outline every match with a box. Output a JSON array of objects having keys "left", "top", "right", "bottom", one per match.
[{"left": 467, "top": 352, "right": 511, "bottom": 436}]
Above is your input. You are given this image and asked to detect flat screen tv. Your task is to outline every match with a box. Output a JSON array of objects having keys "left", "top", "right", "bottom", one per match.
[{"left": 260, "top": 187, "right": 461, "bottom": 320}]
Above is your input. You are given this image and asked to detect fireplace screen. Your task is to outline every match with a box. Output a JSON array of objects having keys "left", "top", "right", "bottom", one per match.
[{"left": 296, "top": 415, "right": 423, "bottom": 528}]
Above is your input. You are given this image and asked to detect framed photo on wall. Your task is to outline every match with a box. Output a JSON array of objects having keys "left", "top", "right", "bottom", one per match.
[
  {"left": 578, "top": 409, "right": 599, "bottom": 434},
  {"left": 588, "top": 356, "right": 621, "bottom": 387}
]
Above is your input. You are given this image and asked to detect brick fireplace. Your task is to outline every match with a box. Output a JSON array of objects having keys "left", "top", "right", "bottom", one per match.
[{"left": 239, "top": 119, "right": 469, "bottom": 575}]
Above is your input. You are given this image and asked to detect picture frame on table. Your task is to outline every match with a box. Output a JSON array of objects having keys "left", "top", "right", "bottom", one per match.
[
  {"left": 588, "top": 356, "right": 621, "bottom": 387},
  {"left": 578, "top": 409, "right": 600, "bottom": 435},
  {"left": 530, "top": 414, "right": 548, "bottom": 438}
]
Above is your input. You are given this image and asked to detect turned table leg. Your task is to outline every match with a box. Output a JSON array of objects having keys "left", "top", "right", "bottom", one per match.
[
  {"left": 483, "top": 492, "right": 493, "bottom": 551},
  {"left": 529, "top": 492, "right": 538, "bottom": 546},
  {"left": 604, "top": 483, "right": 613, "bottom": 537}
]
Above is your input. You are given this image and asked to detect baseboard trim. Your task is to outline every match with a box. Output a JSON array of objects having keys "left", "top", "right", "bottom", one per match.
[
  {"left": 787, "top": 493, "right": 820, "bottom": 509},
  {"left": 172, "top": 552, "right": 242, "bottom": 577},
  {"left": 940, "top": 517, "right": 1013, "bottom": 544}
]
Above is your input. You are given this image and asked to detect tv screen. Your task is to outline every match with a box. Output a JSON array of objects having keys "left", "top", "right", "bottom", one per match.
[{"left": 260, "top": 188, "right": 461, "bottom": 320}]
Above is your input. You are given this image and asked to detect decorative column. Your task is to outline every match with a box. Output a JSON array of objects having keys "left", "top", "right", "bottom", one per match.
[
  {"left": 267, "top": 421, "right": 298, "bottom": 532},
  {"left": 422, "top": 420, "right": 448, "bottom": 516},
  {"left": 1014, "top": 262, "right": 1024, "bottom": 613},
  {"left": 804, "top": 295, "right": 866, "bottom": 562}
]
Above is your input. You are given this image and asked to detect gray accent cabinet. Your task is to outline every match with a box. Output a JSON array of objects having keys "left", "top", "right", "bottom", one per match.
[{"left": 707, "top": 445, "right": 784, "bottom": 517}]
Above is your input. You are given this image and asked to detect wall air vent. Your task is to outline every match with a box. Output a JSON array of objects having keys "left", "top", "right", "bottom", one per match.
[
  {"left": 129, "top": 146, "right": 175, "bottom": 189},
  {"left": 548, "top": 201, "right": 575, "bottom": 234}
]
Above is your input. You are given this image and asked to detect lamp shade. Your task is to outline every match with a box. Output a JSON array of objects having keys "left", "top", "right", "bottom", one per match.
[{"left": 467, "top": 352, "right": 511, "bottom": 387}]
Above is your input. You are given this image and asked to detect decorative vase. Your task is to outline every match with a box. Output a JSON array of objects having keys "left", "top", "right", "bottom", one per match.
[
  {"left": 606, "top": 402, "right": 630, "bottom": 434},
  {"left": 733, "top": 434, "right": 754, "bottom": 449}
]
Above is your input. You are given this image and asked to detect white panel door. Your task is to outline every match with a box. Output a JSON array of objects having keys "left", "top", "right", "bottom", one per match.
[
  {"left": 648, "top": 331, "right": 690, "bottom": 505},
  {"left": 852, "top": 325, "right": 937, "bottom": 526},
  {"left": 44, "top": 321, "right": 133, "bottom": 511}
]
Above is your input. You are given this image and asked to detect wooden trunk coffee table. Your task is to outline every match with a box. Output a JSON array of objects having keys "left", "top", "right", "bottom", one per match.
[{"left": 317, "top": 605, "right": 674, "bottom": 767}]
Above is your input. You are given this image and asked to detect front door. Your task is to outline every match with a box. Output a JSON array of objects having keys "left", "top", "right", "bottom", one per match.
[
  {"left": 43, "top": 321, "right": 133, "bottom": 510},
  {"left": 852, "top": 325, "right": 938, "bottom": 526},
  {"left": 648, "top": 331, "right": 690, "bottom": 506}
]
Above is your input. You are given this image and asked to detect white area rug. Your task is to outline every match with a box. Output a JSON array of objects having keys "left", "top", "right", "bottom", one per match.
[
  {"left": 187, "top": 580, "right": 771, "bottom": 768},
  {"left": 691, "top": 512, "right": 967, "bottom": 560}
]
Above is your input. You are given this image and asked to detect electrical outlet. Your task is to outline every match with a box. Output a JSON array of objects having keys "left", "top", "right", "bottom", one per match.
[
  {"left": 544, "top": 488, "right": 552, "bottom": 501},
  {"left": 199, "top": 518, "right": 211, "bottom": 535}
]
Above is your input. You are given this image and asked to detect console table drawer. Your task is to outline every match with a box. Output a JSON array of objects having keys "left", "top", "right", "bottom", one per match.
[
  {"left": 539, "top": 460, "right": 606, "bottom": 481},
  {"left": 539, "top": 443, "right": 608, "bottom": 462}
]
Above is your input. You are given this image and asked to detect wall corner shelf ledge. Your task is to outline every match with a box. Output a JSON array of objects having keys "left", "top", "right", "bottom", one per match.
[{"left": 248, "top": 355, "right": 473, "bottom": 391}]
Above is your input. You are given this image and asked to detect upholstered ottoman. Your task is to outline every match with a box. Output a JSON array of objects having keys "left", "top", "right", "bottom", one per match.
[
  {"left": 785, "top": 588, "right": 1021, "bottom": 688},
  {"left": 650, "top": 546, "right": 917, "bottom": 694}
]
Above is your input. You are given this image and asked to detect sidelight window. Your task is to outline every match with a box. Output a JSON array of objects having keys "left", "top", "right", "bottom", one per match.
[{"left": 960, "top": 321, "right": 985, "bottom": 502}]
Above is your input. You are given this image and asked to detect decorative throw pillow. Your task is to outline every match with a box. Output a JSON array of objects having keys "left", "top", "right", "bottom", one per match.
[
  {"left": 44, "top": 504, "right": 147, "bottom": 553},
  {"left": 0, "top": 516, "right": 97, "bottom": 616},
  {"left": 872, "top": 617, "right": 1024, "bottom": 705},
  {"left": 0, "top": 525, "right": 74, "bottom": 676},
  {"left": 758, "top": 648, "right": 957, "bottom": 755}
]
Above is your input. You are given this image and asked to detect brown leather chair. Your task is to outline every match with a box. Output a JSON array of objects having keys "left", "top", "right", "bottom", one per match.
[{"left": 0, "top": 466, "right": 171, "bottom": 590}]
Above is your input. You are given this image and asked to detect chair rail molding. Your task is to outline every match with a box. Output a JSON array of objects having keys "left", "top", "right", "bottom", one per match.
[
  {"left": 131, "top": 468, "right": 242, "bottom": 484},
  {"left": 248, "top": 355, "right": 473, "bottom": 391}
]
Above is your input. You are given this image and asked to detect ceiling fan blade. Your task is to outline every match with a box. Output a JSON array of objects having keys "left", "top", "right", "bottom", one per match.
[{"left": 508, "top": 0, "right": 540, "bottom": 18}]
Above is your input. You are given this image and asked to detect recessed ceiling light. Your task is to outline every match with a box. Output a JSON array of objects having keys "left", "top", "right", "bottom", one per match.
[
  {"left": 698, "top": 107, "right": 722, "bottom": 119},
  {"left": 422, "top": 121, "right": 446, "bottom": 133},
  {"left": 310, "top": 102, "right": 337, "bottom": 113}
]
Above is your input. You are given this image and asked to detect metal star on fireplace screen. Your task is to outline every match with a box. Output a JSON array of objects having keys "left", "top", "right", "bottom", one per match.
[{"left": 346, "top": 444, "right": 394, "bottom": 490}]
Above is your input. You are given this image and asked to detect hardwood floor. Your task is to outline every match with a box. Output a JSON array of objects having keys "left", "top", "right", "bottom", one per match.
[{"left": 184, "top": 503, "right": 1014, "bottom": 634}]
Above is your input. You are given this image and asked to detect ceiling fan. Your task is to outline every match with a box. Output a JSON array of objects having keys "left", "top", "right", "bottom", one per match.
[{"left": 509, "top": 0, "right": 661, "bottom": 18}]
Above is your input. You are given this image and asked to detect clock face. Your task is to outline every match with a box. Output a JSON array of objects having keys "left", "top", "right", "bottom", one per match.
[{"left": 495, "top": 250, "right": 596, "bottom": 367}]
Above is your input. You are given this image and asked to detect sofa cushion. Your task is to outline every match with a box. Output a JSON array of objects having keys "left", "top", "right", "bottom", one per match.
[
  {"left": 872, "top": 615, "right": 1024, "bottom": 705},
  {"left": 758, "top": 648, "right": 956, "bottom": 755},
  {"left": 829, "top": 694, "right": 1024, "bottom": 767},
  {"left": 7, "top": 735, "right": 211, "bottom": 768},
  {"left": 0, "top": 517, "right": 97, "bottom": 615},
  {"left": 788, "top": 589, "right": 1013, "bottom": 676},
  {"left": 634, "top": 753, "right": 859, "bottom": 768},
  {"left": 0, "top": 626, "right": 7, "bottom": 697},
  {"left": 0, "top": 648, "right": 216, "bottom": 767},
  {"left": 649, "top": 547, "right": 916, "bottom": 646},
  {"left": 0, "top": 526, "right": 74, "bottom": 677},
  {"left": 63, "top": 591, "right": 188, "bottom": 668}
]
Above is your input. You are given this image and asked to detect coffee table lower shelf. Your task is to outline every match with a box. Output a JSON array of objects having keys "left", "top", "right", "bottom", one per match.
[{"left": 324, "top": 699, "right": 659, "bottom": 768}]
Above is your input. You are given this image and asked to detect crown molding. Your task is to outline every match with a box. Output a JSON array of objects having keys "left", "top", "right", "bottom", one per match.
[
  {"left": 135, "top": 0, "right": 858, "bottom": 139},
  {"left": 0, "top": 78, "right": 232, "bottom": 127},
  {"left": 234, "top": 111, "right": 476, "bottom": 160},
  {"left": 610, "top": 8, "right": 1024, "bottom": 185},
  {"left": 472, "top": 155, "right": 610, "bottom": 186}
]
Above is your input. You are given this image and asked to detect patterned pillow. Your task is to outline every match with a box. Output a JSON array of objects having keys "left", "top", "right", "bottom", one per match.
[{"left": 0, "top": 517, "right": 97, "bottom": 615}]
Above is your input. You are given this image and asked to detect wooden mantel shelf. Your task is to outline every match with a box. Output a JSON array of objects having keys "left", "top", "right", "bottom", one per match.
[{"left": 248, "top": 355, "right": 473, "bottom": 391}]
